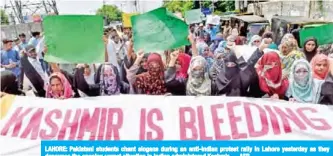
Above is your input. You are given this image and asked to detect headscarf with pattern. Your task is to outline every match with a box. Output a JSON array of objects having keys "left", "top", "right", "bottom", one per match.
[
  {"left": 134, "top": 53, "right": 167, "bottom": 95},
  {"left": 99, "top": 64, "right": 120, "bottom": 95},
  {"left": 255, "top": 52, "right": 289, "bottom": 96},
  {"left": 186, "top": 56, "right": 211, "bottom": 96}
]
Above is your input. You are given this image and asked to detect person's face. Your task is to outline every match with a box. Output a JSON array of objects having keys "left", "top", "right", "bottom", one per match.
[
  {"left": 190, "top": 26, "right": 195, "bottom": 33},
  {"left": 305, "top": 41, "right": 316, "bottom": 52},
  {"left": 19, "top": 36, "right": 26, "bottom": 42},
  {"left": 148, "top": 61, "right": 161, "bottom": 75},
  {"left": 4, "top": 42, "right": 13, "bottom": 50},
  {"left": 84, "top": 67, "right": 91, "bottom": 76},
  {"left": 280, "top": 44, "right": 289, "bottom": 55},
  {"left": 253, "top": 39, "right": 261, "bottom": 47},
  {"left": 235, "top": 23, "right": 239, "bottom": 28},
  {"left": 114, "top": 36, "right": 120, "bottom": 43},
  {"left": 294, "top": 66, "right": 309, "bottom": 86},
  {"left": 111, "top": 31, "right": 117, "bottom": 37},
  {"left": 314, "top": 60, "right": 328, "bottom": 75},
  {"left": 28, "top": 50, "right": 37, "bottom": 59},
  {"left": 204, "top": 34, "right": 209, "bottom": 41},
  {"left": 50, "top": 77, "right": 64, "bottom": 96},
  {"left": 204, "top": 47, "right": 210, "bottom": 55},
  {"left": 141, "top": 58, "right": 148, "bottom": 69}
]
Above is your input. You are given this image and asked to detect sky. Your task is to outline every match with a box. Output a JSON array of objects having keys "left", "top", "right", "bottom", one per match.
[{"left": 1, "top": 0, "right": 163, "bottom": 15}]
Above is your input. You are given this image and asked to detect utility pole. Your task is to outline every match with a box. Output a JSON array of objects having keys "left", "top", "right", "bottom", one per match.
[{"left": 42, "top": 0, "right": 49, "bottom": 14}]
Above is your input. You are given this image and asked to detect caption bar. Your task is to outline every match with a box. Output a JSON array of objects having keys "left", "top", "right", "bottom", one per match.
[{"left": 41, "top": 141, "right": 332, "bottom": 156}]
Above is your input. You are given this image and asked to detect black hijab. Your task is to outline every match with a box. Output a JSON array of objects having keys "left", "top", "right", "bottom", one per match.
[
  {"left": 1, "top": 71, "right": 25, "bottom": 95},
  {"left": 303, "top": 37, "right": 318, "bottom": 62},
  {"left": 215, "top": 52, "right": 243, "bottom": 96}
]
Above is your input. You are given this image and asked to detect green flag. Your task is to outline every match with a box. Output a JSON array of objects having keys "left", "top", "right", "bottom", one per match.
[
  {"left": 131, "top": 7, "right": 190, "bottom": 53},
  {"left": 300, "top": 23, "right": 333, "bottom": 47},
  {"left": 43, "top": 15, "right": 104, "bottom": 63},
  {"left": 185, "top": 9, "right": 203, "bottom": 24}
]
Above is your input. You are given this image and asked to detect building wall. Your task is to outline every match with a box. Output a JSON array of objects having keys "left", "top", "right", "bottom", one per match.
[
  {"left": 247, "top": 0, "right": 333, "bottom": 23},
  {"left": 1, "top": 23, "right": 42, "bottom": 40}
]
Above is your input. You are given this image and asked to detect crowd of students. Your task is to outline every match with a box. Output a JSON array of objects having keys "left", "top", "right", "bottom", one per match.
[{"left": 1, "top": 22, "right": 333, "bottom": 105}]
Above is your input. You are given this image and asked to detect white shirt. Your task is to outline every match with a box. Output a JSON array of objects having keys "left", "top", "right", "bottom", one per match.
[
  {"left": 107, "top": 39, "right": 120, "bottom": 70},
  {"left": 36, "top": 37, "right": 45, "bottom": 59},
  {"left": 84, "top": 74, "right": 95, "bottom": 85}
]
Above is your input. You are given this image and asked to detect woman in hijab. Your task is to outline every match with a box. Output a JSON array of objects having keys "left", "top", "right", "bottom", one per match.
[
  {"left": 196, "top": 42, "right": 214, "bottom": 70},
  {"left": 1, "top": 70, "right": 25, "bottom": 95},
  {"left": 213, "top": 52, "right": 243, "bottom": 96},
  {"left": 203, "top": 33, "right": 212, "bottom": 46},
  {"left": 165, "top": 52, "right": 191, "bottom": 95},
  {"left": 248, "top": 35, "right": 262, "bottom": 48},
  {"left": 303, "top": 37, "right": 318, "bottom": 62},
  {"left": 96, "top": 64, "right": 129, "bottom": 95},
  {"left": 126, "top": 52, "right": 167, "bottom": 95},
  {"left": 46, "top": 72, "right": 74, "bottom": 99},
  {"left": 209, "top": 48, "right": 226, "bottom": 80},
  {"left": 279, "top": 38, "right": 305, "bottom": 79},
  {"left": 280, "top": 33, "right": 294, "bottom": 46},
  {"left": 255, "top": 52, "right": 289, "bottom": 99},
  {"left": 311, "top": 54, "right": 330, "bottom": 80},
  {"left": 319, "top": 57, "right": 333, "bottom": 105},
  {"left": 286, "top": 59, "right": 323, "bottom": 103},
  {"left": 186, "top": 56, "right": 211, "bottom": 96}
]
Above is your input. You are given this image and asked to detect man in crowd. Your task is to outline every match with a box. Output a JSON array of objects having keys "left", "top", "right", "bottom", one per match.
[
  {"left": 19, "top": 33, "right": 28, "bottom": 50},
  {"left": 1, "top": 39, "right": 21, "bottom": 88},
  {"left": 28, "top": 31, "right": 41, "bottom": 47}
]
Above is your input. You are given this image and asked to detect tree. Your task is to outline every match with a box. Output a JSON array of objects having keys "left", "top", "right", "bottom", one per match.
[
  {"left": 0, "top": 9, "right": 9, "bottom": 25},
  {"left": 163, "top": 0, "right": 235, "bottom": 15},
  {"left": 200, "top": 1, "right": 235, "bottom": 13},
  {"left": 96, "top": 5, "right": 122, "bottom": 21},
  {"left": 163, "top": 0, "right": 193, "bottom": 15}
]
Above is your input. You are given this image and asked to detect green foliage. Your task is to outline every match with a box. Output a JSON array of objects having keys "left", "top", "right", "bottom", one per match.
[
  {"left": 0, "top": 9, "right": 9, "bottom": 25},
  {"left": 163, "top": 0, "right": 193, "bottom": 15},
  {"left": 201, "top": 1, "right": 235, "bottom": 12},
  {"left": 96, "top": 5, "right": 122, "bottom": 21},
  {"left": 163, "top": 0, "right": 235, "bottom": 15}
]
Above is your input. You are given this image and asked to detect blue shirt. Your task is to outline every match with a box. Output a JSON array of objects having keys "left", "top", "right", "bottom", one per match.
[
  {"left": 1, "top": 49, "right": 21, "bottom": 77},
  {"left": 205, "top": 25, "right": 219, "bottom": 40},
  {"left": 19, "top": 41, "right": 28, "bottom": 50},
  {"left": 28, "top": 37, "right": 39, "bottom": 47}
]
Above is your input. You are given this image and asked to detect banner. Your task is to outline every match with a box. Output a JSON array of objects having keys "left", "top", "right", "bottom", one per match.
[
  {"left": 300, "top": 23, "right": 333, "bottom": 47},
  {"left": 131, "top": 7, "right": 190, "bottom": 53},
  {"left": 206, "top": 15, "right": 220, "bottom": 25},
  {"left": 122, "top": 13, "right": 138, "bottom": 28},
  {"left": 1, "top": 95, "right": 333, "bottom": 155},
  {"left": 43, "top": 15, "right": 104, "bottom": 63},
  {"left": 185, "top": 9, "right": 203, "bottom": 24}
]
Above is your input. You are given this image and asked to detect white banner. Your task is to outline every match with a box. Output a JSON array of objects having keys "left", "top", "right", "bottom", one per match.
[
  {"left": 206, "top": 15, "right": 220, "bottom": 25},
  {"left": 1, "top": 95, "right": 333, "bottom": 155}
]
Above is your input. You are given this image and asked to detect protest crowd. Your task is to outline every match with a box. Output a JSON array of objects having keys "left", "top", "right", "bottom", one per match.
[{"left": 1, "top": 8, "right": 333, "bottom": 105}]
